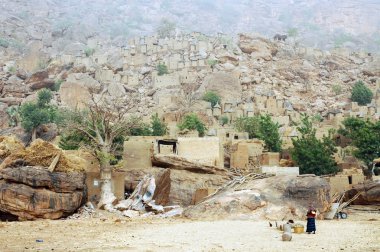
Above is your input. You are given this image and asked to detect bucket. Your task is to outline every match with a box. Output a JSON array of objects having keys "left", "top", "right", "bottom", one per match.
[
  {"left": 293, "top": 226, "right": 304, "bottom": 234},
  {"left": 325, "top": 203, "right": 340, "bottom": 220}
]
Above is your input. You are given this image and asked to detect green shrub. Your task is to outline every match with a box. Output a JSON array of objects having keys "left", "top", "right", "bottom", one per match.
[
  {"left": 84, "top": 47, "right": 95, "bottom": 57},
  {"left": 0, "top": 38, "right": 10, "bottom": 48},
  {"left": 178, "top": 113, "right": 206, "bottom": 136},
  {"left": 151, "top": 113, "right": 167, "bottom": 136},
  {"left": 234, "top": 114, "right": 282, "bottom": 152},
  {"left": 52, "top": 79, "right": 64, "bottom": 91},
  {"left": 202, "top": 91, "right": 221, "bottom": 107},
  {"left": 332, "top": 84, "right": 342, "bottom": 95},
  {"left": 157, "top": 63, "right": 169, "bottom": 76},
  {"left": 351, "top": 80, "right": 373, "bottom": 105},
  {"left": 220, "top": 115, "right": 229, "bottom": 126},
  {"left": 8, "top": 66, "right": 16, "bottom": 73},
  {"left": 207, "top": 59, "right": 218, "bottom": 68}
]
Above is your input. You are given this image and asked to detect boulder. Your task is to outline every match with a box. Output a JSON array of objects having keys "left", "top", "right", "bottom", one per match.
[
  {"left": 184, "top": 175, "right": 330, "bottom": 220},
  {"left": 59, "top": 82, "right": 91, "bottom": 109},
  {"left": 107, "top": 82, "right": 126, "bottom": 97},
  {"left": 0, "top": 166, "right": 85, "bottom": 220},
  {"left": 201, "top": 72, "right": 242, "bottom": 102},
  {"left": 66, "top": 73, "right": 102, "bottom": 93},
  {"left": 1, "top": 166, "right": 85, "bottom": 193},
  {"left": 29, "top": 79, "right": 55, "bottom": 91},
  {"left": 26, "top": 70, "right": 48, "bottom": 84},
  {"left": 124, "top": 167, "right": 227, "bottom": 206},
  {"left": 345, "top": 180, "right": 380, "bottom": 205},
  {"left": 238, "top": 34, "right": 277, "bottom": 61}
]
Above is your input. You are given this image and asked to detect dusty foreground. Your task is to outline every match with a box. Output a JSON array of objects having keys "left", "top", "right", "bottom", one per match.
[{"left": 0, "top": 212, "right": 379, "bottom": 252}]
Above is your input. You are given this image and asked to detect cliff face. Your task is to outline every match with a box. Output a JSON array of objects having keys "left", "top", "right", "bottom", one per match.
[{"left": 0, "top": 0, "right": 379, "bottom": 52}]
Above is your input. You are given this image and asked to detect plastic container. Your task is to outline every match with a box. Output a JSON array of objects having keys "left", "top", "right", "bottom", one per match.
[{"left": 293, "top": 226, "right": 304, "bottom": 234}]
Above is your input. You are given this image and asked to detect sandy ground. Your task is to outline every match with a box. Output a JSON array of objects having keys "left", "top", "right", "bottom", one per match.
[{"left": 0, "top": 212, "right": 379, "bottom": 252}]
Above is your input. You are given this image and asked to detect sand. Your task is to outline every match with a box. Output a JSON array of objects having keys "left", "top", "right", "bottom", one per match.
[{"left": 0, "top": 212, "right": 379, "bottom": 252}]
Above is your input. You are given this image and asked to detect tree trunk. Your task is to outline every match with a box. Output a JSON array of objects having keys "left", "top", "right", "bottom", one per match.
[
  {"left": 98, "top": 162, "right": 116, "bottom": 208},
  {"left": 31, "top": 128, "right": 37, "bottom": 142}
]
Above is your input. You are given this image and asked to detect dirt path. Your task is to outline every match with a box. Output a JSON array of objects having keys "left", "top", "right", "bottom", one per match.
[{"left": 0, "top": 213, "right": 379, "bottom": 252}]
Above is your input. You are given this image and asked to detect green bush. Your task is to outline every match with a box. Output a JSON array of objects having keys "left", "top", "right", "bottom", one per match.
[
  {"left": 291, "top": 115, "right": 338, "bottom": 175},
  {"left": 332, "top": 84, "right": 342, "bottom": 95},
  {"left": 202, "top": 91, "right": 221, "bottom": 107},
  {"left": 52, "top": 79, "right": 64, "bottom": 91},
  {"left": 84, "top": 47, "right": 95, "bottom": 57},
  {"left": 234, "top": 115, "right": 282, "bottom": 152},
  {"left": 0, "top": 38, "right": 10, "bottom": 48},
  {"left": 207, "top": 59, "right": 218, "bottom": 68},
  {"left": 151, "top": 113, "right": 167, "bottom": 136},
  {"left": 351, "top": 80, "right": 373, "bottom": 105},
  {"left": 178, "top": 113, "right": 206, "bottom": 136},
  {"left": 157, "top": 63, "right": 169, "bottom": 76},
  {"left": 220, "top": 115, "right": 229, "bottom": 126}
]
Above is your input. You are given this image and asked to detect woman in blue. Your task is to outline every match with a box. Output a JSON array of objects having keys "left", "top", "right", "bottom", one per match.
[{"left": 306, "top": 205, "right": 317, "bottom": 234}]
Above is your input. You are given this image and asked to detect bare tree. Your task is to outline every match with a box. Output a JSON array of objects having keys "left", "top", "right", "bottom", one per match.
[
  {"left": 176, "top": 82, "right": 201, "bottom": 114},
  {"left": 61, "top": 93, "right": 139, "bottom": 207}
]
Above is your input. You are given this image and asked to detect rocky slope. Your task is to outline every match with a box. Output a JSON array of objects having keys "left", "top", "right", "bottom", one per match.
[{"left": 0, "top": 0, "right": 379, "bottom": 52}]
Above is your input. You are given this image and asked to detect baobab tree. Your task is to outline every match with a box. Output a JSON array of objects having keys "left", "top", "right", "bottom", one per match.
[{"left": 61, "top": 93, "right": 139, "bottom": 207}]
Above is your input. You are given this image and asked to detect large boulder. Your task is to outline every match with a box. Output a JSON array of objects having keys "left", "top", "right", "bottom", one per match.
[
  {"left": 184, "top": 175, "right": 331, "bottom": 220},
  {"left": 0, "top": 166, "right": 85, "bottom": 220},
  {"left": 238, "top": 34, "right": 278, "bottom": 61},
  {"left": 59, "top": 82, "right": 91, "bottom": 109},
  {"left": 345, "top": 180, "right": 380, "bottom": 205},
  {"left": 124, "top": 167, "right": 228, "bottom": 206},
  {"left": 201, "top": 72, "right": 242, "bottom": 102}
]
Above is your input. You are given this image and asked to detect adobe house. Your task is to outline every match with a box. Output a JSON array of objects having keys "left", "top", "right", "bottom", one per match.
[{"left": 324, "top": 168, "right": 366, "bottom": 197}]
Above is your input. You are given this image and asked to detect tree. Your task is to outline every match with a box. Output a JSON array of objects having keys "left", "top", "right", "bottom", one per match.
[
  {"left": 60, "top": 94, "right": 138, "bottom": 207},
  {"left": 351, "top": 80, "right": 373, "bottom": 105},
  {"left": 202, "top": 91, "right": 221, "bottom": 107},
  {"left": 151, "top": 113, "right": 167, "bottom": 136},
  {"left": 234, "top": 115, "right": 282, "bottom": 152},
  {"left": 19, "top": 89, "right": 57, "bottom": 141},
  {"left": 235, "top": 116, "right": 260, "bottom": 139},
  {"left": 291, "top": 115, "right": 338, "bottom": 175},
  {"left": 156, "top": 18, "right": 176, "bottom": 38},
  {"left": 257, "top": 114, "right": 282, "bottom": 152},
  {"left": 338, "top": 117, "right": 380, "bottom": 168},
  {"left": 178, "top": 113, "right": 206, "bottom": 136}
]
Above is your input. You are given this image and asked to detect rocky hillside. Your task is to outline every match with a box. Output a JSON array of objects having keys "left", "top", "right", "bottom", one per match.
[{"left": 0, "top": 0, "right": 380, "bottom": 52}]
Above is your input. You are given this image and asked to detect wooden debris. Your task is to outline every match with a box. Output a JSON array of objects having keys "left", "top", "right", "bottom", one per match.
[
  {"left": 48, "top": 152, "right": 61, "bottom": 172},
  {"left": 196, "top": 172, "right": 274, "bottom": 204},
  {"left": 152, "top": 154, "right": 231, "bottom": 176}
]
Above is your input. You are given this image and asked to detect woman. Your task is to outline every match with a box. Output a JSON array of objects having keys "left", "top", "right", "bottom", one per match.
[{"left": 306, "top": 205, "right": 317, "bottom": 234}]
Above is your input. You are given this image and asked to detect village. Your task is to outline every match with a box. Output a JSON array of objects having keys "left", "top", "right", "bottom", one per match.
[{"left": 1, "top": 4, "right": 380, "bottom": 250}]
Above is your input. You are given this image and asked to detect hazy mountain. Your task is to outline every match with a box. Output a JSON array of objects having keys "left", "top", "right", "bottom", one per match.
[{"left": 1, "top": 0, "right": 380, "bottom": 51}]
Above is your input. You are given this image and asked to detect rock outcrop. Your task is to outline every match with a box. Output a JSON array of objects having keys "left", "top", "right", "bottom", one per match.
[
  {"left": 345, "top": 180, "right": 380, "bottom": 205},
  {"left": 183, "top": 175, "right": 331, "bottom": 220},
  {"left": 0, "top": 166, "right": 85, "bottom": 220}
]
